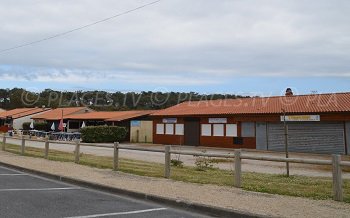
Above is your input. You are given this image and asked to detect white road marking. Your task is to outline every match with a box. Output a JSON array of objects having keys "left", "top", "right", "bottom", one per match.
[
  {"left": 0, "top": 173, "right": 27, "bottom": 176},
  {"left": 0, "top": 187, "right": 81, "bottom": 192},
  {"left": 64, "top": 208, "right": 168, "bottom": 218}
]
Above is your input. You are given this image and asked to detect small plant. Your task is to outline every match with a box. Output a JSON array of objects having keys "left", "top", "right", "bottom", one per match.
[
  {"left": 171, "top": 159, "right": 184, "bottom": 168},
  {"left": 194, "top": 151, "right": 216, "bottom": 171},
  {"left": 171, "top": 151, "right": 184, "bottom": 168}
]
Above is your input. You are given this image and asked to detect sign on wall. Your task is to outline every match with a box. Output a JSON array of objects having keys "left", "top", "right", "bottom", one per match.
[
  {"left": 131, "top": 120, "right": 141, "bottom": 127},
  {"left": 162, "top": 118, "right": 177, "bottom": 123},
  {"left": 280, "top": 115, "right": 320, "bottom": 122},
  {"left": 208, "top": 118, "right": 227, "bottom": 123}
]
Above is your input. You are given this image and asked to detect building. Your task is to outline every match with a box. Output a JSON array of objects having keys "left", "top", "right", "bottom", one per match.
[
  {"left": 32, "top": 107, "right": 92, "bottom": 131},
  {"left": 105, "top": 111, "right": 154, "bottom": 143},
  {"left": 0, "top": 108, "right": 51, "bottom": 131},
  {"left": 65, "top": 110, "right": 154, "bottom": 141},
  {"left": 31, "top": 108, "right": 154, "bottom": 142},
  {"left": 151, "top": 91, "right": 350, "bottom": 155}
]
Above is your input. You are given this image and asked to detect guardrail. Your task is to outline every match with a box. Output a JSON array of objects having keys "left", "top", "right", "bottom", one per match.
[{"left": 1, "top": 134, "right": 349, "bottom": 202}]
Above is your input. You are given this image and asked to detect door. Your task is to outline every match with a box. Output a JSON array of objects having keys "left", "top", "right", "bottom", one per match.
[
  {"left": 267, "top": 122, "right": 345, "bottom": 154},
  {"left": 184, "top": 119, "right": 200, "bottom": 146},
  {"left": 256, "top": 122, "right": 267, "bottom": 150}
]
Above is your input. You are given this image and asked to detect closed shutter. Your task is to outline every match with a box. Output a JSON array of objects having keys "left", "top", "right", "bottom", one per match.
[
  {"left": 267, "top": 122, "right": 345, "bottom": 154},
  {"left": 256, "top": 122, "right": 267, "bottom": 150}
]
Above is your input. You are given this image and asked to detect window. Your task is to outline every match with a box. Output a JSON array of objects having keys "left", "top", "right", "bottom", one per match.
[
  {"left": 201, "top": 124, "right": 211, "bottom": 136},
  {"left": 165, "top": 124, "right": 174, "bottom": 135},
  {"left": 175, "top": 124, "right": 184, "bottom": 135},
  {"left": 213, "top": 124, "right": 224, "bottom": 136},
  {"left": 156, "top": 124, "right": 164, "bottom": 134},
  {"left": 226, "top": 124, "right": 238, "bottom": 137},
  {"left": 69, "top": 121, "right": 80, "bottom": 129},
  {"left": 241, "top": 122, "right": 255, "bottom": 137}
]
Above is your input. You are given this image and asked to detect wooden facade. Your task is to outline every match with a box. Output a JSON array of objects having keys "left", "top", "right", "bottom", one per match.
[{"left": 152, "top": 112, "right": 350, "bottom": 151}]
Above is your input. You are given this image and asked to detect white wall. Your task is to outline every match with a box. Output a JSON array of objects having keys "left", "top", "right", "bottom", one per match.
[
  {"left": 12, "top": 111, "right": 50, "bottom": 130},
  {"left": 13, "top": 115, "right": 32, "bottom": 130}
]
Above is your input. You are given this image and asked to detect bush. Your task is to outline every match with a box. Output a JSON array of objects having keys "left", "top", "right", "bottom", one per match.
[
  {"left": 80, "top": 126, "right": 127, "bottom": 143},
  {"left": 22, "top": 122, "right": 48, "bottom": 131},
  {"left": 171, "top": 159, "right": 184, "bottom": 168}
]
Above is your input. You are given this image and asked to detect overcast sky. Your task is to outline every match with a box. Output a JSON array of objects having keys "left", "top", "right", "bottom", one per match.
[{"left": 0, "top": 0, "right": 349, "bottom": 96}]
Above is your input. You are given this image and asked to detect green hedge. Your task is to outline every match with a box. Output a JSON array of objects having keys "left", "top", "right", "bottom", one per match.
[
  {"left": 80, "top": 126, "right": 127, "bottom": 143},
  {"left": 22, "top": 122, "right": 48, "bottom": 131}
]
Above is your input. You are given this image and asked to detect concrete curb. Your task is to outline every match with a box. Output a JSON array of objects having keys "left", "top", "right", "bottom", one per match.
[{"left": 0, "top": 161, "right": 268, "bottom": 218}]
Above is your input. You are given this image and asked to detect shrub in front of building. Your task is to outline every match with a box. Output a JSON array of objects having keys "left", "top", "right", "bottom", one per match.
[
  {"left": 80, "top": 126, "right": 127, "bottom": 143},
  {"left": 22, "top": 122, "right": 48, "bottom": 131}
]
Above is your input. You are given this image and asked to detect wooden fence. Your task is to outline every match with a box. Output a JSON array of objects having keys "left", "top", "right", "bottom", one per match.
[{"left": 1, "top": 135, "right": 350, "bottom": 202}]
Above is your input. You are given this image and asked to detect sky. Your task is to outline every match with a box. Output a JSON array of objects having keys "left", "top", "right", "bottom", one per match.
[{"left": 0, "top": 0, "right": 349, "bottom": 96}]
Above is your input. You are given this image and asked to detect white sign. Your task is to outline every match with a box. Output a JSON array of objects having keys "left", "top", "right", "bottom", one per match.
[
  {"left": 208, "top": 118, "right": 227, "bottom": 123},
  {"left": 175, "top": 124, "right": 184, "bottom": 135},
  {"left": 201, "top": 124, "right": 212, "bottom": 136},
  {"left": 213, "top": 124, "right": 224, "bottom": 136},
  {"left": 226, "top": 124, "right": 238, "bottom": 137},
  {"left": 162, "top": 118, "right": 177, "bottom": 124},
  {"left": 280, "top": 115, "right": 320, "bottom": 122},
  {"left": 63, "top": 123, "right": 67, "bottom": 128},
  {"left": 156, "top": 124, "right": 164, "bottom": 134}
]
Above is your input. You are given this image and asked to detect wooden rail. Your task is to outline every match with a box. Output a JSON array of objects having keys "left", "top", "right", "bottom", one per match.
[{"left": 1, "top": 134, "right": 349, "bottom": 202}]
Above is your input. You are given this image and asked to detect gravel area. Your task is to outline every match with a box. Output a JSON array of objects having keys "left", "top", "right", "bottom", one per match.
[{"left": 0, "top": 151, "right": 349, "bottom": 218}]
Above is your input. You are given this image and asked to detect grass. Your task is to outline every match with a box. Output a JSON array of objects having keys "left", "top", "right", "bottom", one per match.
[{"left": 3, "top": 143, "right": 350, "bottom": 203}]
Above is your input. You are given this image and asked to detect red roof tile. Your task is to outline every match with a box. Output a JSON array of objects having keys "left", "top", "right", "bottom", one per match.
[
  {"left": 152, "top": 92, "right": 350, "bottom": 116},
  {"left": 66, "top": 110, "right": 154, "bottom": 122},
  {"left": 106, "top": 110, "right": 155, "bottom": 122},
  {"left": 0, "top": 108, "right": 50, "bottom": 119},
  {"left": 32, "top": 107, "right": 89, "bottom": 120}
]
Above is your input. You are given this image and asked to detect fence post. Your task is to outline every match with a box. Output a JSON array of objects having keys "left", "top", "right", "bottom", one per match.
[
  {"left": 332, "top": 154, "right": 343, "bottom": 201},
  {"left": 75, "top": 140, "right": 80, "bottom": 163},
  {"left": 234, "top": 149, "right": 242, "bottom": 188},
  {"left": 44, "top": 139, "right": 49, "bottom": 159},
  {"left": 21, "top": 136, "right": 25, "bottom": 155},
  {"left": 113, "top": 142, "right": 119, "bottom": 171},
  {"left": 164, "top": 145, "right": 171, "bottom": 178},
  {"left": 2, "top": 133, "right": 6, "bottom": 151}
]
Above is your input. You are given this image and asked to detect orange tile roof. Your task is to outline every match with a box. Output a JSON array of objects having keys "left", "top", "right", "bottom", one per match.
[
  {"left": 0, "top": 108, "right": 50, "bottom": 119},
  {"left": 106, "top": 110, "right": 155, "bottom": 122},
  {"left": 66, "top": 110, "right": 154, "bottom": 121},
  {"left": 152, "top": 92, "right": 350, "bottom": 116},
  {"left": 32, "top": 107, "right": 88, "bottom": 120}
]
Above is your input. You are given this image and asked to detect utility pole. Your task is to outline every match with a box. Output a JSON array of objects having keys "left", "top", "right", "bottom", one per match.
[{"left": 282, "top": 109, "right": 290, "bottom": 177}]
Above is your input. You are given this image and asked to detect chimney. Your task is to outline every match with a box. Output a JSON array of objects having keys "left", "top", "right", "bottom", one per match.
[{"left": 285, "top": 88, "right": 293, "bottom": 96}]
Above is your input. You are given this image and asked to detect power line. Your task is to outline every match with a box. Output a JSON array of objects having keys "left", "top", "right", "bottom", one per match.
[{"left": 0, "top": 0, "right": 162, "bottom": 54}]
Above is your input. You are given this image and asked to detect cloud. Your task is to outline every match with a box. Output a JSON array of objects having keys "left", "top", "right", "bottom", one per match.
[
  {"left": 0, "top": 0, "right": 349, "bottom": 88},
  {"left": 0, "top": 65, "right": 220, "bottom": 86}
]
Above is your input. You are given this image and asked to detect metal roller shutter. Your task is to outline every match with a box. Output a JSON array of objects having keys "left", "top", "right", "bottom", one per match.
[
  {"left": 267, "top": 122, "right": 345, "bottom": 154},
  {"left": 256, "top": 122, "right": 267, "bottom": 150}
]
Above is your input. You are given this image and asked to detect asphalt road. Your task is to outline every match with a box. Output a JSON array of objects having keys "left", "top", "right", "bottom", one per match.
[{"left": 0, "top": 166, "right": 210, "bottom": 218}]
